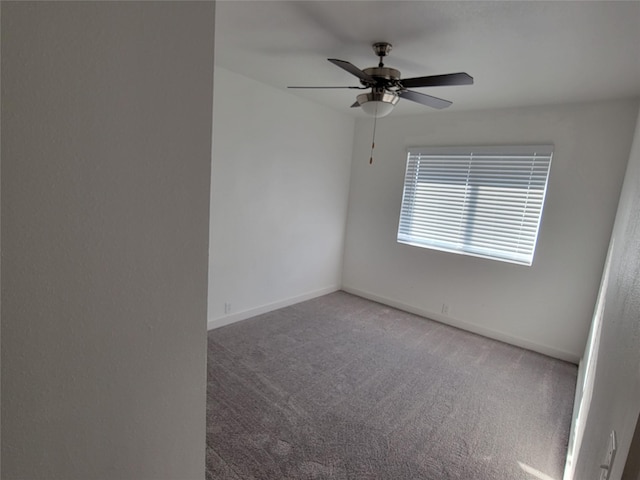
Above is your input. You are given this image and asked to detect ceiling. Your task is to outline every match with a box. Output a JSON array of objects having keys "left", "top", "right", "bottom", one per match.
[{"left": 215, "top": 1, "right": 640, "bottom": 117}]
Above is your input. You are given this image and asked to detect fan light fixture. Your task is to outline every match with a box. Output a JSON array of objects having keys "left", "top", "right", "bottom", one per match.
[{"left": 357, "top": 90, "right": 399, "bottom": 118}]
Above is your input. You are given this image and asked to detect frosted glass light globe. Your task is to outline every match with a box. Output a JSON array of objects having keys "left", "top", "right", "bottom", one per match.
[{"left": 356, "top": 91, "right": 399, "bottom": 118}]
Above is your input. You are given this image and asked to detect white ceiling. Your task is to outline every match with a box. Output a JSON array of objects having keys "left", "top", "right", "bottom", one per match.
[{"left": 215, "top": 0, "right": 640, "bottom": 117}]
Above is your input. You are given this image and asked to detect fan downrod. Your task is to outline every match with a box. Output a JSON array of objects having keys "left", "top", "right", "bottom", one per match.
[
  {"left": 372, "top": 42, "right": 392, "bottom": 67},
  {"left": 361, "top": 42, "right": 400, "bottom": 88}
]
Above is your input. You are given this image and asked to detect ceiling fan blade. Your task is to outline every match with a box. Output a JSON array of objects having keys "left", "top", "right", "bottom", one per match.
[
  {"left": 398, "top": 90, "right": 452, "bottom": 109},
  {"left": 400, "top": 72, "right": 474, "bottom": 89},
  {"left": 287, "top": 86, "right": 366, "bottom": 89},
  {"left": 328, "top": 58, "right": 376, "bottom": 84}
]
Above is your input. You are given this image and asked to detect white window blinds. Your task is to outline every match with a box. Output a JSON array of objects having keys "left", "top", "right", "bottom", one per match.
[{"left": 397, "top": 145, "right": 553, "bottom": 266}]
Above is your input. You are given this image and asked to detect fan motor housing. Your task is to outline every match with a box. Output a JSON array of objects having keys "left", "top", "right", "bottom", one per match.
[{"left": 361, "top": 66, "right": 401, "bottom": 87}]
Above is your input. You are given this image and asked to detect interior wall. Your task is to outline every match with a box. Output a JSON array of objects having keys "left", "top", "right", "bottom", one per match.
[
  {"left": 570, "top": 106, "right": 640, "bottom": 479},
  {"left": 342, "top": 99, "right": 638, "bottom": 362},
  {"left": 1, "top": 2, "right": 214, "bottom": 479},
  {"left": 208, "top": 67, "right": 354, "bottom": 328}
]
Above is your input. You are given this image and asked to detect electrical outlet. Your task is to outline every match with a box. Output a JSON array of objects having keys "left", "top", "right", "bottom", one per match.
[
  {"left": 599, "top": 430, "right": 617, "bottom": 480},
  {"left": 224, "top": 302, "right": 231, "bottom": 314},
  {"left": 441, "top": 303, "right": 449, "bottom": 315}
]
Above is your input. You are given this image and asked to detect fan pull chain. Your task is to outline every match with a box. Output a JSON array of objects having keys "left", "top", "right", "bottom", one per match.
[{"left": 369, "top": 104, "right": 378, "bottom": 165}]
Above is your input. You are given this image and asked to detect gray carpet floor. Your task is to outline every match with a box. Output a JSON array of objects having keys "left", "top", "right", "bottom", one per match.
[{"left": 206, "top": 291, "right": 577, "bottom": 480}]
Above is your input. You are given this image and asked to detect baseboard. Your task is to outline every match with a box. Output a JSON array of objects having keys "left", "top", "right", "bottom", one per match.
[
  {"left": 342, "top": 286, "right": 581, "bottom": 364},
  {"left": 207, "top": 285, "right": 341, "bottom": 331}
]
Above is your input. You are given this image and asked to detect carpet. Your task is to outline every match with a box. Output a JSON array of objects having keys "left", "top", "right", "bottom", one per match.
[{"left": 206, "top": 291, "right": 577, "bottom": 479}]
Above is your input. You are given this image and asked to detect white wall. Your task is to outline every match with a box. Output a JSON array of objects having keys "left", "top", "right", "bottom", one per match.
[
  {"left": 343, "top": 99, "right": 639, "bottom": 362},
  {"left": 1, "top": 3, "right": 214, "bottom": 479},
  {"left": 208, "top": 67, "right": 354, "bottom": 328},
  {"left": 569, "top": 106, "right": 640, "bottom": 479}
]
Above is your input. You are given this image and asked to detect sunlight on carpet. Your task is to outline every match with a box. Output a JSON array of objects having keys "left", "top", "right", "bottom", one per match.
[{"left": 518, "top": 461, "right": 557, "bottom": 480}]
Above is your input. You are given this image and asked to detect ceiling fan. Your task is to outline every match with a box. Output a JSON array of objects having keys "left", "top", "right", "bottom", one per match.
[{"left": 289, "top": 42, "right": 473, "bottom": 117}]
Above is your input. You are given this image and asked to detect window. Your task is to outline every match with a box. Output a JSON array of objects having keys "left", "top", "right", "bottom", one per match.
[{"left": 397, "top": 145, "right": 553, "bottom": 266}]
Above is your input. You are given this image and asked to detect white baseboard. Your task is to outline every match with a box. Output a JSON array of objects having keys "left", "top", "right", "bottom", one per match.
[
  {"left": 342, "top": 286, "right": 580, "bottom": 364},
  {"left": 207, "top": 285, "right": 340, "bottom": 331}
]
